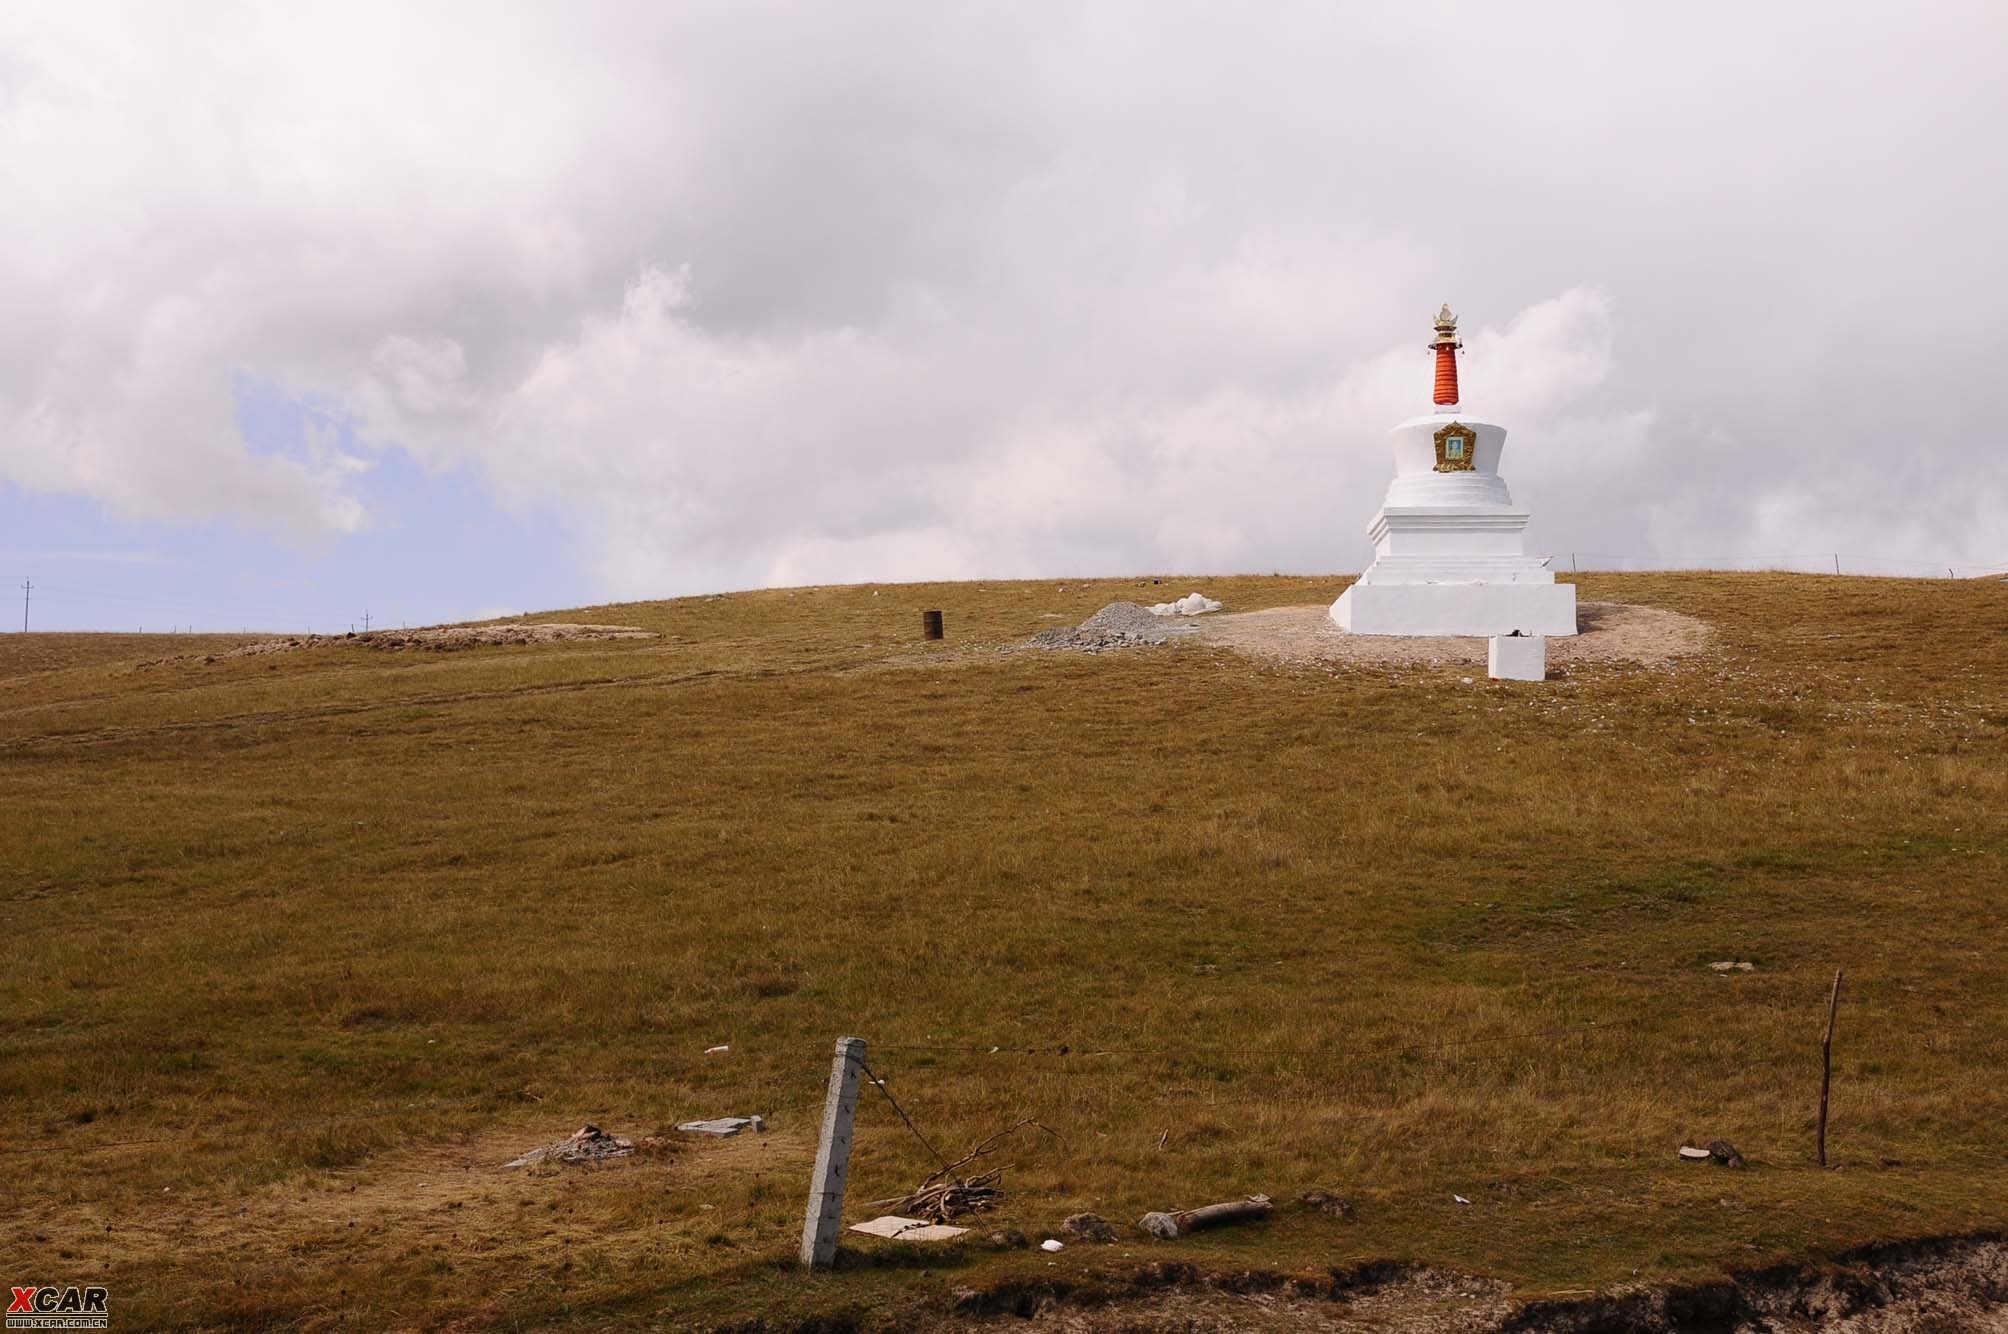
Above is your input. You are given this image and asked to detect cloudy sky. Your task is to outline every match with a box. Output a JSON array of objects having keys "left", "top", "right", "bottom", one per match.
[{"left": 3, "top": 2, "right": 2004, "bottom": 631}]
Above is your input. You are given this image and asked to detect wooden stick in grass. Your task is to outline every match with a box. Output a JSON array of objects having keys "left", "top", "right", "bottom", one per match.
[{"left": 1818, "top": 967, "right": 1843, "bottom": 1168}]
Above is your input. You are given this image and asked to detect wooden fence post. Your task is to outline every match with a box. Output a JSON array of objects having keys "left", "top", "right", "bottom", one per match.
[
  {"left": 800, "top": 1036, "right": 867, "bottom": 1268},
  {"left": 1818, "top": 968, "right": 1843, "bottom": 1167}
]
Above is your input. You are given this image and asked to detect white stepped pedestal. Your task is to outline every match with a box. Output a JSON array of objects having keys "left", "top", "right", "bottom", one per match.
[{"left": 1331, "top": 408, "right": 1576, "bottom": 637}]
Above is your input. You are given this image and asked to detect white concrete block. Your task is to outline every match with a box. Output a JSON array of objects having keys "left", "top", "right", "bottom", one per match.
[
  {"left": 1333, "top": 583, "right": 1577, "bottom": 637},
  {"left": 1487, "top": 634, "right": 1547, "bottom": 681}
]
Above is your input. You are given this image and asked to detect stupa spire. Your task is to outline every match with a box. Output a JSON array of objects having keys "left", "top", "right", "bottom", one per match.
[{"left": 1429, "top": 304, "right": 1462, "bottom": 407}]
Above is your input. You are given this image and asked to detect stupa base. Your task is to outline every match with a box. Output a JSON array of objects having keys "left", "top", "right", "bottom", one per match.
[{"left": 1330, "top": 581, "right": 1577, "bottom": 637}]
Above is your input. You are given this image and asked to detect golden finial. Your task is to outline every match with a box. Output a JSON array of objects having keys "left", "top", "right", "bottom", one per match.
[{"left": 1429, "top": 304, "right": 1462, "bottom": 350}]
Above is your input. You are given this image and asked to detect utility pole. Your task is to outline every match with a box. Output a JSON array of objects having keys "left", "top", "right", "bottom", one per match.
[
  {"left": 362, "top": 610, "right": 372, "bottom": 632},
  {"left": 19, "top": 579, "right": 29, "bottom": 633},
  {"left": 800, "top": 1036, "right": 867, "bottom": 1267}
]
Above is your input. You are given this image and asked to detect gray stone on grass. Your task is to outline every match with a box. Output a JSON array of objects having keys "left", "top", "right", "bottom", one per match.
[
  {"left": 677, "top": 1115, "right": 765, "bottom": 1137},
  {"left": 1063, "top": 1212, "right": 1117, "bottom": 1242},
  {"left": 1300, "top": 1190, "right": 1355, "bottom": 1219}
]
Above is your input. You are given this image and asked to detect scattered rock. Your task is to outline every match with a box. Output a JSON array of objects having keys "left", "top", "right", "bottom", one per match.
[
  {"left": 1062, "top": 1212, "right": 1117, "bottom": 1243},
  {"left": 1707, "top": 1139, "right": 1747, "bottom": 1169},
  {"left": 504, "top": 1124, "right": 634, "bottom": 1168},
  {"left": 982, "top": 1228, "right": 1030, "bottom": 1250},
  {"left": 1139, "top": 1211, "right": 1181, "bottom": 1239},
  {"left": 1709, "top": 961, "right": 1757, "bottom": 972},
  {"left": 1300, "top": 1190, "right": 1355, "bottom": 1219},
  {"left": 1040, "top": 1238, "right": 1065, "bottom": 1253},
  {"left": 222, "top": 623, "right": 655, "bottom": 660}
]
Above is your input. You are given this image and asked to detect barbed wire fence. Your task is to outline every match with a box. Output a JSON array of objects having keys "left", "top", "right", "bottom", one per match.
[
  {"left": 5, "top": 1002, "right": 1999, "bottom": 1272},
  {"left": 1, "top": 1005, "right": 1989, "bottom": 1166}
]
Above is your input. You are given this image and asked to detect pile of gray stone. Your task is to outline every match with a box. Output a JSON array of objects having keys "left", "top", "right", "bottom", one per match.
[
  {"left": 1016, "top": 602, "right": 1200, "bottom": 654},
  {"left": 504, "top": 1124, "right": 634, "bottom": 1168}
]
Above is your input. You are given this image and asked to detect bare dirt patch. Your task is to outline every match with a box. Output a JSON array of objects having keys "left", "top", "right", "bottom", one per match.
[{"left": 1196, "top": 601, "right": 1713, "bottom": 670}]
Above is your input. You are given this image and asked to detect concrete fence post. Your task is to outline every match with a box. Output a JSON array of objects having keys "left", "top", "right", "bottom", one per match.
[{"left": 800, "top": 1036, "right": 867, "bottom": 1268}]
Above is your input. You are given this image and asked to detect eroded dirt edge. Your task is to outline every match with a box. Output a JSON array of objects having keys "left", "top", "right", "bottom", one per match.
[{"left": 737, "top": 1232, "right": 2007, "bottom": 1333}]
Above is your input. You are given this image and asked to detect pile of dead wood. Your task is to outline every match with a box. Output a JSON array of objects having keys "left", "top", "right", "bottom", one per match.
[
  {"left": 876, "top": 1168, "right": 1007, "bottom": 1224},
  {"left": 870, "top": 1119, "right": 1056, "bottom": 1224}
]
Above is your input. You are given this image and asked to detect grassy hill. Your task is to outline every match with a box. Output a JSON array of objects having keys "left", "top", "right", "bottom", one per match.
[{"left": 3, "top": 573, "right": 2004, "bottom": 1330}]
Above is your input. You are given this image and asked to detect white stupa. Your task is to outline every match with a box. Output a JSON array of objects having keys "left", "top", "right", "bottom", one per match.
[{"left": 1330, "top": 305, "right": 1577, "bottom": 637}]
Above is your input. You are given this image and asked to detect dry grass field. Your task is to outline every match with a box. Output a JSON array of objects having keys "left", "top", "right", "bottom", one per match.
[{"left": 3, "top": 572, "right": 2004, "bottom": 1331}]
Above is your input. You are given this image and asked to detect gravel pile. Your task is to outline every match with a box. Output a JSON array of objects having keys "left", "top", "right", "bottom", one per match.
[
  {"left": 504, "top": 1124, "right": 635, "bottom": 1168},
  {"left": 1016, "top": 602, "right": 1199, "bottom": 654}
]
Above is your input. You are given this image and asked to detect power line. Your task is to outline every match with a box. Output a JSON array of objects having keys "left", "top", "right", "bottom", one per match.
[
  {"left": 871, "top": 1018, "right": 1631, "bottom": 1066},
  {"left": 859, "top": 1059, "right": 953, "bottom": 1175}
]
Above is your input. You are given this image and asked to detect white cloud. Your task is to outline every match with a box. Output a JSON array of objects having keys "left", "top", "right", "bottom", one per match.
[{"left": 2, "top": 2, "right": 2003, "bottom": 587}]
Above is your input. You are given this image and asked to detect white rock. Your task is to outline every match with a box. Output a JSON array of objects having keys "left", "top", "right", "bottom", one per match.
[
  {"left": 1148, "top": 592, "right": 1223, "bottom": 617},
  {"left": 1041, "top": 1238, "right": 1065, "bottom": 1252}
]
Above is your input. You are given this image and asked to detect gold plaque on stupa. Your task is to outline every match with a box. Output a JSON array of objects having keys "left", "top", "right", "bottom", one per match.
[{"left": 1433, "top": 422, "right": 1477, "bottom": 472}]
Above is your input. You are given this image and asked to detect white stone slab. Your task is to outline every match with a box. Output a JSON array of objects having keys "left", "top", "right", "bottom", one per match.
[
  {"left": 849, "top": 1215, "right": 970, "bottom": 1241},
  {"left": 1487, "top": 634, "right": 1547, "bottom": 681},
  {"left": 677, "top": 1115, "right": 765, "bottom": 1137}
]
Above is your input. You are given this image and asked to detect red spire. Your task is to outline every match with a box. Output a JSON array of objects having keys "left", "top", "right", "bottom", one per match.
[{"left": 1429, "top": 304, "right": 1461, "bottom": 407}]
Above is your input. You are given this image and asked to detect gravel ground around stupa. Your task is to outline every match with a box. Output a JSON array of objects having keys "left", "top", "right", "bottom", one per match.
[{"left": 1195, "top": 601, "right": 1713, "bottom": 668}]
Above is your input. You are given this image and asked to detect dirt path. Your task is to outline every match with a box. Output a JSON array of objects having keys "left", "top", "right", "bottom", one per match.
[{"left": 1196, "top": 601, "right": 1714, "bottom": 670}]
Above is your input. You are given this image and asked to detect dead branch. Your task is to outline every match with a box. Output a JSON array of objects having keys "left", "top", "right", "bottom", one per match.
[
  {"left": 869, "top": 1119, "right": 1061, "bottom": 1223},
  {"left": 919, "top": 1118, "right": 1059, "bottom": 1190}
]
